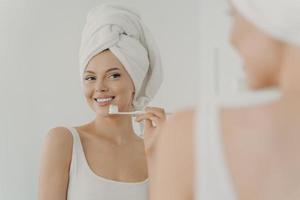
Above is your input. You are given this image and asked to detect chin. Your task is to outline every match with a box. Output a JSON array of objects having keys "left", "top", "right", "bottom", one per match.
[
  {"left": 95, "top": 111, "right": 110, "bottom": 117},
  {"left": 249, "top": 84, "right": 264, "bottom": 90},
  {"left": 93, "top": 106, "right": 109, "bottom": 116},
  {"left": 247, "top": 78, "right": 272, "bottom": 90}
]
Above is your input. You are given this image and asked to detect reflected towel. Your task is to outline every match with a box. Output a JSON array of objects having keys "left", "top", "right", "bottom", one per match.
[
  {"left": 231, "top": 0, "right": 300, "bottom": 46},
  {"left": 79, "top": 3, "right": 163, "bottom": 110}
]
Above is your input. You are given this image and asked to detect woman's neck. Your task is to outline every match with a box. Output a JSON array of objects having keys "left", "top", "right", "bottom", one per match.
[{"left": 91, "top": 114, "right": 138, "bottom": 145}]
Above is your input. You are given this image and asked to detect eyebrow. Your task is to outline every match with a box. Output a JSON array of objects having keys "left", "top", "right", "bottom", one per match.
[{"left": 84, "top": 67, "right": 121, "bottom": 74}]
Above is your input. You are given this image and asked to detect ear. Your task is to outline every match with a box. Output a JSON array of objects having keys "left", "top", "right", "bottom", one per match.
[{"left": 131, "top": 91, "right": 135, "bottom": 106}]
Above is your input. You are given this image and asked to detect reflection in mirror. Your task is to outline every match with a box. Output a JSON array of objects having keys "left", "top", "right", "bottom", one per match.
[{"left": 0, "top": 0, "right": 200, "bottom": 199}]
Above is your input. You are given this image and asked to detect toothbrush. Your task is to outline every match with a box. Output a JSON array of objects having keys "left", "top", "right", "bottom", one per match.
[{"left": 108, "top": 105, "right": 172, "bottom": 115}]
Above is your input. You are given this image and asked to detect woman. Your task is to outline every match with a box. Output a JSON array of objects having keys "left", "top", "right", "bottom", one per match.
[
  {"left": 150, "top": 0, "right": 300, "bottom": 199},
  {"left": 38, "top": 3, "right": 166, "bottom": 200}
]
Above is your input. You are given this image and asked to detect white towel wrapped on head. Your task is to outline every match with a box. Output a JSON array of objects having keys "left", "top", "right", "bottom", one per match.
[
  {"left": 79, "top": 3, "right": 163, "bottom": 110},
  {"left": 231, "top": 0, "right": 300, "bottom": 47}
]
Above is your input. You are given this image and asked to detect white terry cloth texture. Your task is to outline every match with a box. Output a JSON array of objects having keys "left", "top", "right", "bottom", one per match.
[
  {"left": 79, "top": 3, "right": 163, "bottom": 110},
  {"left": 231, "top": 0, "right": 300, "bottom": 47}
]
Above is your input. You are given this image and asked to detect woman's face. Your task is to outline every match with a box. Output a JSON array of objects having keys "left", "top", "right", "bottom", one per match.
[
  {"left": 83, "top": 50, "right": 135, "bottom": 116},
  {"left": 229, "top": 7, "right": 283, "bottom": 89}
]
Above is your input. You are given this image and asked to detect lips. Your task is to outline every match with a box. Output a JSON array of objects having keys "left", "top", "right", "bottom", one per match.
[
  {"left": 93, "top": 96, "right": 115, "bottom": 106},
  {"left": 94, "top": 95, "right": 115, "bottom": 99}
]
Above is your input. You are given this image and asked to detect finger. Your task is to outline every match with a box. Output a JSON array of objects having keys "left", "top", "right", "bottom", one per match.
[
  {"left": 136, "top": 115, "right": 166, "bottom": 129},
  {"left": 135, "top": 113, "right": 155, "bottom": 122},
  {"left": 145, "top": 107, "right": 165, "bottom": 114},
  {"left": 144, "top": 119, "right": 154, "bottom": 129},
  {"left": 144, "top": 107, "right": 166, "bottom": 119},
  {"left": 150, "top": 115, "right": 166, "bottom": 127},
  {"left": 135, "top": 113, "right": 156, "bottom": 122}
]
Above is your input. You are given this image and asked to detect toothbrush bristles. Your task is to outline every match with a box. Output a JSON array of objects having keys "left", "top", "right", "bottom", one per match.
[{"left": 109, "top": 105, "right": 119, "bottom": 114}]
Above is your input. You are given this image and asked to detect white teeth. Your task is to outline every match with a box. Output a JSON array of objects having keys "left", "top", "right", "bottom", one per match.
[{"left": 95, "top": 97, "right": 113, "bottom": 103}]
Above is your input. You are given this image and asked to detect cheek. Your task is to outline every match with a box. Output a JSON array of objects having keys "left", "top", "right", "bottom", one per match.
[
  {"left": 229, "top": 23, "right": 238, "bottom": 48},
  {"left": 230, "top": 23, "right": 239, "bottom": 48},
  {"left": 243, "top": 40, "right": 264, "bottom": 62},
  {"left": 243, "top": 37, "right": 279, "bottom": 69},
  {"left": 111, "top": 80, "right": 134, "bottom": 98},
  {"left": 230, "top": 17, "right": 246, "bottom": 49},
  {"left": 241, "top": 41, "right": 269, "bottom": 82},
  {"left": 242, "top": 38, "right": 281, "bottom": 88},
  {"left": 83, "top": 85, "right": 93, "bottom": 97},
  {"left": 111, "top": 82, "right": 135, "bottom": 109}
]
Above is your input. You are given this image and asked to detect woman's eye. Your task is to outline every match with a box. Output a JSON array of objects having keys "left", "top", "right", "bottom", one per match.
[
  {"left": 109, "top": 73, "right": 121, "bottom": 79},
  {"left": 85, "top": 77, "right": 95, "bottom": 81}
]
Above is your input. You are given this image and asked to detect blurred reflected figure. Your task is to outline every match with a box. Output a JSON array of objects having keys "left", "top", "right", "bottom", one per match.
[
  {"left": 150, "top": 0, "right": 300, "bottom": 200},
  {"left": 38, "top": 3, "right": 166, "bottom": 200}
]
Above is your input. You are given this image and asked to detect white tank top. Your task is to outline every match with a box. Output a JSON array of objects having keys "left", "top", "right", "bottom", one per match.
[
  {"left": 65, "top": 127, "right": 149, "bottom": 200},
  {"left": 195, "top": 88, "right": 281, "bottom": 200}
]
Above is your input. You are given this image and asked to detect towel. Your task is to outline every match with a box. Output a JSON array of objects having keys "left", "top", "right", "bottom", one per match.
[
  {"left": 231, "top": 0, "right": 300, "bottom": 47},
  {"left": 79, "top": 3, "right": 163, "bottom": 110}
]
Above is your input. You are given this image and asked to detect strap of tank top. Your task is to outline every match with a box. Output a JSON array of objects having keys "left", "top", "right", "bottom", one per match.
[
  {"left": 65, "top": 126, "right": 79, "bottom": 175},
  {"left": 195, "top": 96, "right": 236, "bottom": 200}
]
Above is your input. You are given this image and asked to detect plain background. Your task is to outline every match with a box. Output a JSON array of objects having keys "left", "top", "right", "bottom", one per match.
[{"left": 0, "top": 0, "right": 242, "bottom": 199}]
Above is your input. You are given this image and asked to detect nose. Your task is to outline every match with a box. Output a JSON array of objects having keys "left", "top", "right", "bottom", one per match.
[
  {"left": 95, "top": 81, "right": 109, "bottom": 93},
  {"left": 96, "top": 88, "right": 108, "bottom": 92}
]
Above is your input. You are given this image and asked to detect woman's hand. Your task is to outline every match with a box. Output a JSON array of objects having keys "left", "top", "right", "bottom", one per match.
[{"left": 135, "top": 107, "right": 167, "bottom": 156}]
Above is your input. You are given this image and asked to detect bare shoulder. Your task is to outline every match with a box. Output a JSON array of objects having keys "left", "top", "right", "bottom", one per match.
[
  {"left": 40, "top": 126, "right": 73, "bottom": 168},
  {"left": 38, "top": 127, "right": 74, "bottom": 199},
  {"left": 43, "top": 127, "right": 73, "bottom": 150},
  {"left": 158, "top": 106, "right": 195, "bottom": 154},
  {"left": 150, "top": 107, "right": 195, "bottom": 200},
  {"left": 157, "top": 107, "right": 195, "bottom": 154},
  {"left": 222, "top": 102, "right": 274, "bottom": 131}
]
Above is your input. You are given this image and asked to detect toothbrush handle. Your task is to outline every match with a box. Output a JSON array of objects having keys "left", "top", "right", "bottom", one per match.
[
  {"left": 112, "top": 111, "right": 145, "bottom": 115},
  {"left": 112, "top": 111, "right": 173, "bottom": 115},
  {"left": 133, "top": 111, "right": 173, "bottom": 115}
]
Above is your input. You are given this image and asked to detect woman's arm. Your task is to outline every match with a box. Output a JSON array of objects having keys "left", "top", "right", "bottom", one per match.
[
  {"left": 149, "top": 108, "right": 195, "bottom": 200},
  {"left": 38, "top": 127, "right": 73, "bottom": 200},
  {"left": 135, "top": 107, "right": 167, "bottom": 178}
]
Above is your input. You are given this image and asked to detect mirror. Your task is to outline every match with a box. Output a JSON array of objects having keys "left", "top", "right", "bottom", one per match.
[{"left": 0, "top": 0, "right": 242, "bottom": 198}]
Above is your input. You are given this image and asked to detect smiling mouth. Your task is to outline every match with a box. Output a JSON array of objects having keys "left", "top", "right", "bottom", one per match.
[{"left": 94, "top": 96, "right": 115, "bottom": 104}]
